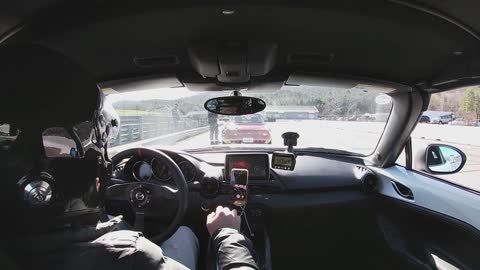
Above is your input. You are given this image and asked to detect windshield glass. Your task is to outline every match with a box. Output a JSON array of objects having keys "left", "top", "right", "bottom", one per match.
[
  {"left": 234, "top": 115, "right": 264, "bottom": 125},
  {"left": 105, "top": 85, "right": 393, "bottom": 155}
]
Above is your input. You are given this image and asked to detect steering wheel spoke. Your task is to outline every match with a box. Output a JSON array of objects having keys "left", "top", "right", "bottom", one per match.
[
  {"left": 134, "top": 211, "right": 145, "bottom": 231},
  {"left": 105, "top": 183, "right": 131, "bottom": 201}
]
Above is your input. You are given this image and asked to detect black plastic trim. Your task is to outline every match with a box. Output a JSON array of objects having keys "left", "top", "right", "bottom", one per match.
[
  {"left": 405, "top": 137, "right": 412, "bottom": 170},
  {"left": 389, "top": 0, "right": 480, "bottom": 41}
]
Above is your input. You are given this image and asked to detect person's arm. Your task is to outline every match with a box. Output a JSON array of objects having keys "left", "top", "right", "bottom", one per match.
[{"left": 207, "top": 206, "right": 258, "bottom": 270}]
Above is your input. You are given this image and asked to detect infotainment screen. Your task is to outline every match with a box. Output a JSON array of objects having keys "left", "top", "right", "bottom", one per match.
[{"left": 225, "top": 153, "right": 270, "bottom": 181}]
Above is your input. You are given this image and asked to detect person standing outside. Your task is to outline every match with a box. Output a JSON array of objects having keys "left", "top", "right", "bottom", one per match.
[{"left": 208, "top": 111, "right": 219, "bottom": 144}]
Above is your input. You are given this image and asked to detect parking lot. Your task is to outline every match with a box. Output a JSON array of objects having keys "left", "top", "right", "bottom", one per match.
[{"left": 177, "top": 120, "right": 480, "bottom": 192}]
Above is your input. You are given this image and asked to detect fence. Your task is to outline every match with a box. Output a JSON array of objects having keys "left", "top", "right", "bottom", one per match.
[
  {"left": 318, "top": 114, "right": 388, "bottom": 122},
  {"left": 109, "top": 115, "right": 208, "bottom": 147}
]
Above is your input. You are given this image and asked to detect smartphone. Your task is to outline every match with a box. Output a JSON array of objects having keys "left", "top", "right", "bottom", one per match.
[{"left": 230, "top": 168, "right": 248, "bottom": 206}]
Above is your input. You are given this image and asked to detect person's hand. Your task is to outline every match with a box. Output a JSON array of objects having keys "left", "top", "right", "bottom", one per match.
[{"left": 206, "top": 206, "right": 241, "bottom": 236}]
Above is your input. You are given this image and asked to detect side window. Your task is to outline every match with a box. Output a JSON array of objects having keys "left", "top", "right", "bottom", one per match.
[
  {"left": 396, "top": 146, "right": 406, "bottom": 167},
  {"left": 408, "top": 87, "right": 479, "bottom": 192}
]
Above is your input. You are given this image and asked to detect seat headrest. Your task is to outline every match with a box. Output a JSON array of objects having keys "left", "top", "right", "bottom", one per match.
[{"left": 0, "top": 44, "right": 99, "bottom": 128}]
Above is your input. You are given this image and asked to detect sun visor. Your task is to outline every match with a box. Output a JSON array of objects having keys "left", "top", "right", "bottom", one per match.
[
  {"left": 286, "top": 73, "right": 411, "bottom": 94},
  {"left": 188, "top": 41, "right": 278, "bottom": 84},
  {"left": 100, "top": 74, "right": 183, "bottom": 93}
]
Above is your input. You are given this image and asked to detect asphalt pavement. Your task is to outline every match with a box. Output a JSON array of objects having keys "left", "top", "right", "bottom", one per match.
[{"left": 176, "top": 120, "right": 480, "bottom": 192}]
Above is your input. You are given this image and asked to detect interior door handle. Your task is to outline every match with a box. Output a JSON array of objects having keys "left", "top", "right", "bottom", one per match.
[{"left": 391, "top": 181, "right": 414, "bottom": 200}]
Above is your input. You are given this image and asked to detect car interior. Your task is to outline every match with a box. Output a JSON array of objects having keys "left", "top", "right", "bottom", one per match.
[{"left": 2, "top": 1, "right": 480, "bottom": 270}]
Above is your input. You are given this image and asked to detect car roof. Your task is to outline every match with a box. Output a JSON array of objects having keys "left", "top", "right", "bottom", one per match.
[{"left": 2, "top": 0, "right": 480, "bottom": 91}]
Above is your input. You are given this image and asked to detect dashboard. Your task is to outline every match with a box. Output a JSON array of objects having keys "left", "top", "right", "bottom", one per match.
[
  {"left": 111, "top": 149, "right": 378, "bottom": 199},
  {"left": 109, "top": 149, "right": 380, "bottom": 270}
]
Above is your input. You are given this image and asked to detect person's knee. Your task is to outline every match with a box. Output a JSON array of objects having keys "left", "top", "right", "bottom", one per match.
[
  {"left": 161, "top": 226, "right": 199, "bottom": 270},
  {"left": 176, "top": 226, "right": 199, "bottom": 245}
]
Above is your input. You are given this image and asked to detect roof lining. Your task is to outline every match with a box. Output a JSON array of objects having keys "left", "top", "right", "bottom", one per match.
[
  {"left": 2, "top": 1, "right": 480, "bottom": 92},
  {"left": 389, "top": 0, "right": 480, "bottom": 41}
]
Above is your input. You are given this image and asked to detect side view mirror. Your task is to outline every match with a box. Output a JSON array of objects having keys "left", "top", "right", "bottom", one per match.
[{"left": 415, "top": 144, "right": 467, "bottom": 174}]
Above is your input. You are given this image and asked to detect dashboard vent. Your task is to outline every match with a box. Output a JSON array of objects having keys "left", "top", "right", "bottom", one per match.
[
  {"left": 362, "top": 173, "right": 378, "bottom": 193},
  {"left": 355, "top": 165, "right": 368, "bottom": 173},
  {"left": 200, "top": 177, "right": 220, "bottom": 198},
  {"left": 354, "top": 166, "right": 378, "bottom": 193},
  {"left": 113, "top": 164, "right": 125, "bottom": 175}
]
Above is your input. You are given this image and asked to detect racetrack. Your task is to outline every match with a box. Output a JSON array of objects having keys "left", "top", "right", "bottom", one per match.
[{"left": 175, "top": 120, "right": 480, "bottom": 192}]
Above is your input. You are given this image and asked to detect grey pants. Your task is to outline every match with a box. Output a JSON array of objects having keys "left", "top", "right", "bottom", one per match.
[
  {"left": 210, "top": 124, "right": 219, "bottom": 142},
  {"left": 115, "top": 218, "right": 199, "bottom": 270},
  {"left": 160, "top": 226, "right": 199, "bottom": 270}
]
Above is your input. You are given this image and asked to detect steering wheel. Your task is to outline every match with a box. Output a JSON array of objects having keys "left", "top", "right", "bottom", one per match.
[{"left": 106, "top": 147, "right": 188, "bottom": 243}]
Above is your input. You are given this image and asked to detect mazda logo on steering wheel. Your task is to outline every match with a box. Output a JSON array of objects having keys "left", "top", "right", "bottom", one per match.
[{"left": 135, "top": 191, "right": 145, "bottom": 201}]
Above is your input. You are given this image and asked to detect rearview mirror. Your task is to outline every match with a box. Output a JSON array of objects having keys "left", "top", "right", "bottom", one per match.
[
  {"left": 204, "top": 96, "right": 266, "bottom": 115},
  {"left": 415, "top": 144, "right": 467, "bottom": 174}
]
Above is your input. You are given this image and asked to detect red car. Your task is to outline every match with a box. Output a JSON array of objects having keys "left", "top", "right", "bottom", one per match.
[{"left": 222, "top": 114, "right": 272, "bottom": 144}]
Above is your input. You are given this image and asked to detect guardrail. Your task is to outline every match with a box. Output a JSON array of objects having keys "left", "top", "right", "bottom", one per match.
[{"left": 109, "top": 115, "right": 208, "bottom": 147}]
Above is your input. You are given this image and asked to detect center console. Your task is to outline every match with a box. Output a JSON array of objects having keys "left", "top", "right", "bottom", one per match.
[
  {"left": 205, "top": 153, "right": 273, "bottom": 270},
  {"left": 240, "top": 205, "right": 272, "bottom": 270},
  {"left": 205, "top": 203, "right": 272, "bottom": 270}
]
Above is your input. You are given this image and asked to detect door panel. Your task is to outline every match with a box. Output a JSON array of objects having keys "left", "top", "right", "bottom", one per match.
[
  {"left": 372, "top": 166, "right": 480, "bottom": 230},
  {"left": 371, "top": 166, "right": 480, "bottom": 270}
]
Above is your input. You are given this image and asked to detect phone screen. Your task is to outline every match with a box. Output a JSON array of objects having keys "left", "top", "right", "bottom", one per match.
[{"left": 230, "top": 168, "right": 248, "bottom": 206}]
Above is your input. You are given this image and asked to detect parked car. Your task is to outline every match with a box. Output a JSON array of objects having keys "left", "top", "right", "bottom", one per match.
[
  {"left": 419, "top": 115, "right": 430, "bottom": 123},
  {"left": 431, "top": 114, "right": 454, "bottom": 124},
  {"left": 222, "top": 114, "right": 272, "bottom": 144}
]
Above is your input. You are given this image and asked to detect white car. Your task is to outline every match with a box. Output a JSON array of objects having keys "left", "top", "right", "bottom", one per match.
[{"left": 431, "top": 115, "right": 453, "bottom": 124}]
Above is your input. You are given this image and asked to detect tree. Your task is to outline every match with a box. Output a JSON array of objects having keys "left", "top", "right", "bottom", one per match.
[
  {"left": 313, "top": 98, "right": 325, "bottom": 113},
  {"left": 460, "top": 87, "right": 480, "bottom": 118},
  {"left": 428, "top": 88, "right": 464, "bottom": 112}
]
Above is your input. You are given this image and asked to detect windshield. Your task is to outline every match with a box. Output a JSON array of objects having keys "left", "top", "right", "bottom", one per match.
[{"left": 105, "top": 85, "right": 392, "bottom": 155}]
